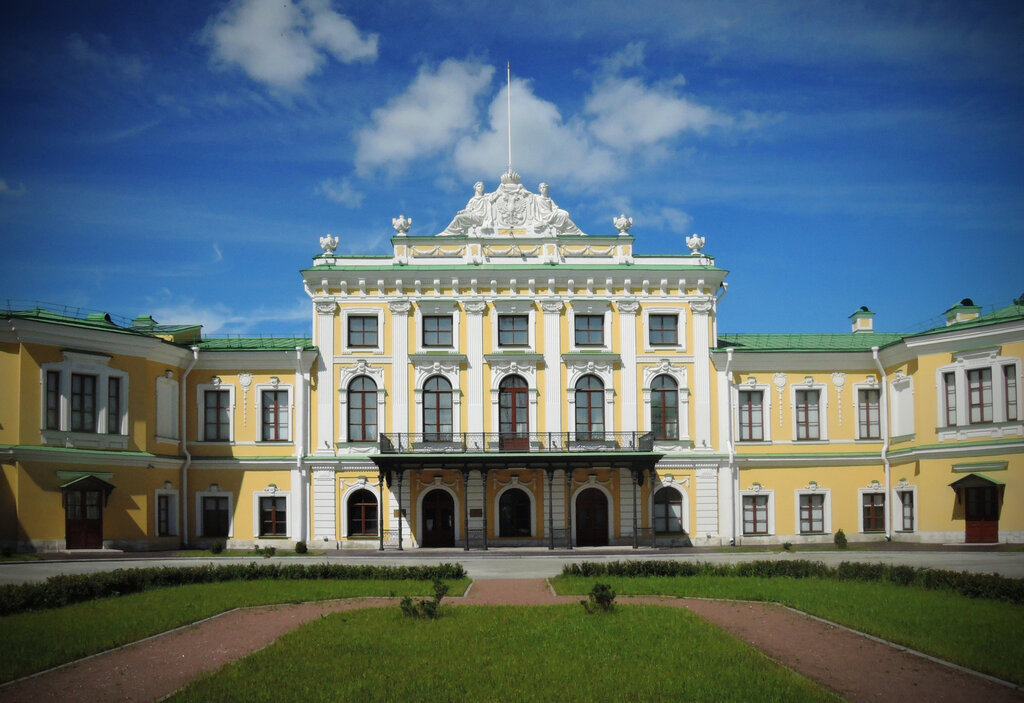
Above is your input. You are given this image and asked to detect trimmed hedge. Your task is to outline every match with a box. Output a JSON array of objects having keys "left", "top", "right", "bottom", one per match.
[
  {"left": 0, "top": 562, "right": 466, "bottom": 616},
  {"left": 562, "top": 559, "right": 1024, "bottom": 604}
]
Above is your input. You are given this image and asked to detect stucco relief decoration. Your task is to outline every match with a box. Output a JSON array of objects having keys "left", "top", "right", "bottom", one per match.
[
  {"left": 388, "top": 299, "right": 412, "bottom": 314},
  {"left": 773, "top": 372, "right": 787, "bottom": 427},
  {"left": 437, "top": 172, "right": 584, "bottom": 236},
  {"left": 319, "top": 233, "right": 338, "bottom": 256},
  {"left": 463, "top": 299, "right": 486, "bottom": 314},
  {"left": 239, "top": 372, "right": 253, "bottom": 426},
  {"left": 315, "top": 301, "right": 337, "bottom": 315},
  {"left": 685, "top": 233, "right": 706, "bottom": 254},
  {"left": 613, "top": 214, "right": 633, "bottom": 234},
  {"left": 540, "top": 299, "right": 564, "bottom": 314},
  {"left": 831, "top": 372, "right": 846, "bottom": 425},
  {"left": 392, "top": 214, "right": 412, "bottom": 235},
  {"left": 690, "top": 298, "right": 713, "bottom": 314},
  {"left": 617, "top": 299, "right": 640, "bottom": 314},
  {"left": 211, "top": 375, "right": 222, "bottom": 388}
]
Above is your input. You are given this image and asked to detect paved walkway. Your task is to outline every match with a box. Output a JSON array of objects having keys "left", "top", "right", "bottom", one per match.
[{"left": 2, "top": 579, "right": 1021, "bottom": 703}]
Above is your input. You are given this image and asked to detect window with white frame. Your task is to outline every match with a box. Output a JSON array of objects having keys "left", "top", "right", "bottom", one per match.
[
  {"left": 574, "top": 375, "right": 605, "bottom": 440},
  {"left": 498, "top": 314, "right": 529, "bottom": 347},
  {"left": 650, "top": 375, "right": 679, "bottom": 440},
  {"left": 642, "top": 308, "right": 686, "bottom": 352},
  {"left": 258, "top": 495, "right": 288, "bottom": 536},
  {"left": 741, "top": 490, "right": 773, "bottom": 536},
  {"left": 653, "top": 486, "right": 685, "bottom": 534},
  {"left": 794, "top": 389, "right": 821, "bottom": 440},
  {"left": 936, "top": 351, "right": 1021, "bottom": 431},
  {"left": 738, "top": 390, "right": 765, "bottom": 441},
  {"left": 347, "top": 376, "right": 378, "bottom": 442},
  {"left": 155, "top": 489, "right": 178, "bottom": 537},
  {"left": 41, "top": 351, "right": 128, "bottom": 440},
  {"left": 1007, "top": 365, "right": 1019, "bottom": 421},
  {"left": 415, "top": 300, "right": 459, "bottom": 352},
  {"left": 260, "top": 388, "right": 290, "bottom": 442},
  {"left": 196, "top": 490, "right": 232, "bottom": 538},
  {"left": 859, "top": 489, "right": 886, "bottom": 533},
  {"left": 423, "top": 315, "right": 453, "bottom": 347},
  {"left": 894, "top": 486, "right": 916, "bottom": 532},
  {"left": 568, "top": 300, "right": 611, "bottom": 352},
  {"left": 795, "top": 489, "right": 831, "bottom": 535},
  {"left": 340, "top": 308, "right": 385, "bottom": 354},
  {"left": 423, "top": 375, "right": 453, "bottom": 441},
  {"left": 858, "top": 388, "right": 881, "bottom": 439},
  {"left": 204, "top": 389, "right": 231, "bottom": 441},
  {"left": 491, "top": 301, "right": 536, "bottom": 351}
]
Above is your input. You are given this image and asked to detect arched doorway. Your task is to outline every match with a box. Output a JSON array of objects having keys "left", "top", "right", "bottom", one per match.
[
  {"left": 499, "top": 375, "right": 529, "bottom": 450},
  {"left": 420, "top": 489, "right": 455, "bottom": 547},
  {"left": 498, "top": 487, "right": 532, "bottom": 537},
  {"left": 575, "top": 487, "right": 609, "bottom": 546}
]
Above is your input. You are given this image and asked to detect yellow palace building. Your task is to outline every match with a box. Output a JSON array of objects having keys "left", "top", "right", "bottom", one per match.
[{"left": 2, "top": 171, "right": 1022, "bottom": 552}]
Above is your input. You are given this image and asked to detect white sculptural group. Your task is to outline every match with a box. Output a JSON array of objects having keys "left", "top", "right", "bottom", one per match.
[{"left": 438, "top": 171, "right": 583, "bottom": 236}]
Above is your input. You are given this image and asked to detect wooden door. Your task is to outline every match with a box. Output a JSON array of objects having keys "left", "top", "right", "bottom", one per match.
[
  {"left": 576, "top": 488, "right": 609, "bottom": 546},
  {"left": 965, "top": 486, "right": 999, "bottom": 543},
  {"left": 499, "top": 377, "right": 529, "bottom": 450},
  {"left": 421, "top": 490, "right": 455, "bottom": 547},
  {"left": 65, "top": 489, "right": 103, "bottom": 549}
]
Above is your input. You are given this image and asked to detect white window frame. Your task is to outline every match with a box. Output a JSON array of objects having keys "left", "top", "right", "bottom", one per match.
[
  {"left": 154, "top": 488, "right": 179, "bottom": 537},
  {"left": 155, "top": 371, "right": 180, "bottom": 442},
  {"left": 851, "top": 377, "right": 882, "bottom": 440},
  {"left": 256, "top": 383, "right": 293, "bottom": 443},
  {"left": 740, "top": 488, "right": 775, "bottom": 537},
  {"left": 40, "top": 351, "right": 129, "bottom": 447},
  {"left": 341, "top": 480, "right": 381, "bottom": 538},
  {"left": 491, "top": 300, "right": 536, "bottom": 352},
  {"left": 196, "top": 382, "right": 236, "bottom": 442},
  {"left": 642, "top": 362, "right": 690, "bottom": 445},
  {"left": 338, "top": 363, "right": 387, "bottom": 444},
  {"left": 412, "top": 363, "right": 462, "bottom": 437},
  {"left": 642, "top": 307, "right": 686, "bottom": 353},
  {"left": 889, "top": 371, "right": 915, "bottom": 438},
  {"left": 341, "top": 307, "right": 385, "bottom": 354},
  {"left": 195, "top": 489, "right": 233, "bottom": 539},
  {"left": 252, "top": 488, "right": 291, "bottom": 538},
  {"left": 650, "top": 479, "right": 689, "bottom": 535},
  {"left": 790, "top": 380, "right": 828, "bottom": 441},
  {"left": 565, "top": 362, "right": 616, "bottom": 437},
  {"left": 893, "top": 483, "right": 918, "bottom": 532},
  {"left": 490, "top": 364, "right": 540, "bottom": 442},
  {"left": 415, "top": 300, "right": 460, "bottom": 353},
  {"left": 733, "top": 379, "right": 771, "bottom": 443},
  {"left": 494, "top": 482, "right": 537, "bottom": 538},
  {"left": 935, "top": 350, "right": 1021, "bottom": 439},
  {"left": 857, "top": 487, "right": 887, "bottom": 534},
  {"left": 794, "top": 487, "right": 831, "bottom": 535},
  {"left": 568, "top": 299, "right": 612, "bottom": 352}
]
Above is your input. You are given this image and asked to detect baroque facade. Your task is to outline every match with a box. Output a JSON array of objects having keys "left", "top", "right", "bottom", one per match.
[{"left": 2, "top": 171, "right": 1022, "bottom": 551}]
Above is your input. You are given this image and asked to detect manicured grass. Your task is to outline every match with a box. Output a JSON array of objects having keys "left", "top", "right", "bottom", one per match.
[
  {"left": 169, "top": 605, "right": 841, "bottom": 703},
  {"left": 554, "top": 575, "right": 1024, "bottom": 685},
  {"left": 0, "top": 578, "right": 468, "bottom": 683},
  {"left": 172, "top": 549, "right": 324, "bottom": 557}
]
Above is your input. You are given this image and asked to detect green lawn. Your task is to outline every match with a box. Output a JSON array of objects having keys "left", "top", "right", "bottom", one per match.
[
  {"left": 0, "top": 578, "right": 468, "bottom": 683},
  {"left": 554, "top": 575, "right": 1024, "bottom": 685},
  {"left": 168, "top": 605, "right": 841, "bottom": 703}
]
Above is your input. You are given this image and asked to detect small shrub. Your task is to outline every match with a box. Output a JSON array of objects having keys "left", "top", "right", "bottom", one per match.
[
  {"left": 581, "top": 582, "right": 616, "bottom": 614},
  {"left": 1, "top": 546, "right": 12, "bottom": 558},
  {"left": 834, "top": 529, "right": 848, "bottom": 550},
  {"left": 210, "top": 541, "right": 225, "bottom": 554},
  {"left": 295, "top": 541, "right": 308, "bottom": 554},
  {"left": 782, "top": 542, "right": 793, "bottom": 551},
  {"left": 399, "top": 579, "right": 448, "bottom": 619},
  {"left": 252, "top": 546, "right": 277, "bottom": 558}
]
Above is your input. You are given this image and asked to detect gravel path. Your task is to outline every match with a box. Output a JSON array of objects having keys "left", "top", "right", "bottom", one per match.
[{"left": 2, "top": 579, "right": 1020, "bottom": 702}]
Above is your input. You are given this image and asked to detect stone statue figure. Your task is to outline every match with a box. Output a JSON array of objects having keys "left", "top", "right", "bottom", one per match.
[
  {"left": 441, "top": 181, "right": 491, "bottom": 235},
  {"left": 534, "top": 183, "right": 582, "bottom": 235}
]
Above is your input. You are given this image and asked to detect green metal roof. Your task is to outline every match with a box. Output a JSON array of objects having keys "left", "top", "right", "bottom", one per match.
[
  {"left": 910, "top": 303, "right": 1024, "bottom": 337},
  {"left": 715, "top": 332, "right": 905, "bottom": 353},
  {"left": 195, "top": 336, "right": 315, "bottom": 351}
]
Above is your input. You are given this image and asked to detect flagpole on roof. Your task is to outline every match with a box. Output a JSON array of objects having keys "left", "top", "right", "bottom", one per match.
[{"left": 506, "top": 60, "right": 512, "bottom": 174}]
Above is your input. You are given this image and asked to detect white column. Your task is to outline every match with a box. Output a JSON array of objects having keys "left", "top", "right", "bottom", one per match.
[
  {"left": 695, "top": 461, "right": 719, "bottom": 540},
  {"left": 618, "top": 299, "right": 639, "bottom": 434},
  {"left": 311, "top": 467, "right": 336, "bottom": 543},
  {"left": 540, "top": 299, "right": 564, "bottom": 434},
  {"left": 314, "top": 300, "right": 336, "bottom": 455},
  {"left": 291, "top": 349, "right": 308, "bottom": 541},
  {"left": 389, "top": 299, "right": 411, "bottom": 435},
  {"left": 691, "top": 298, "right": 714, "bottom": 450},
  {"left": 464, "top": 299, "right": 486, "bottom": 435}
]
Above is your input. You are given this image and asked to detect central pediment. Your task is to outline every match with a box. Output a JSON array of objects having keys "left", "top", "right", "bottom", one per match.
[{"left": 436, "top": 171, "right": 585, "bottom": 237}]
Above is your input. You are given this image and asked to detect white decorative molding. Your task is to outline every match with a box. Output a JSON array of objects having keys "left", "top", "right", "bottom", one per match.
[
  {"left": 772, "top": 372, "right": 787, "bottom": 427},
  {"left": 832, "top": 372, "right": 847, "bottom": 426},
  {"left": 238, "top": 372, "right": 253, "bottom": 427},
  {"left": 438, "top": 174, "right": 584, "bottom": 237},
  {"left": 315, "top": 300, "right": 337, "bottom": 315}
]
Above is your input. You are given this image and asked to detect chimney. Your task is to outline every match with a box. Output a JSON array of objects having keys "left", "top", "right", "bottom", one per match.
[
  {"left": 849, "top": 306, "right": 875, "bottom": 333},
  {"left": 943, "top": 298, "right": 981, "bottom": 326}
]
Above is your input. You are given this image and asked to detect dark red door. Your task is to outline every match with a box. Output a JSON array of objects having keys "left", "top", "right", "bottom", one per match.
[
  {"left": 499, "top": 376, "right": 529, "bottom": 450},
  {"left": 421, "top": 490, "right": 455, "bottom": 547},
  {"left": 576, "top": 488, "right": 609, "bottom": 546},
  {"left": 965, "top": 486, "right": 999, "bottom": 543},
  {"left": 65, "top": 489, "right": 103, "bottom": 549}
]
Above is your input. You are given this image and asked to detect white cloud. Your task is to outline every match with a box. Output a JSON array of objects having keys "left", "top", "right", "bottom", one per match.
[
  {"left": 212, "top": 244, "right": 223, "bottom": 262},
  {"left": 632, "top": 205, "right": 694, "bottom": 235},
  {"left": 317, "top": 178, "right": 365, "bottom": 207},
  {"left": 150, "top": 298, "right": 308, "bottom": 334},
  {"left": 355, "top": 59, "right": 494, "bottom": 174},
  {"left": 204, "top": 0, "right": 377, "bottom": 93},
  {"left": 0, "top": 179, "right": 27, "bottom": 197},
  {"left": 66, "top": 33, "right": 147, "bottom": 81}
]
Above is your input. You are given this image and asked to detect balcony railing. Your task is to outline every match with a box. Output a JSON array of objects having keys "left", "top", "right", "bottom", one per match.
[{"left": 379, "top": 431, "right": 655, "bottom": 455}]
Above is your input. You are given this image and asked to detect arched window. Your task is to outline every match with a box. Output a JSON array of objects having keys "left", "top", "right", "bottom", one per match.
[
  {"left": 347, "top": 489, "right": 378, "bottom": 536},
  {"left": 499, "top": 375, "right": 529, "bottom": 449},
  {"left": 423, "top": 376, "right": 453, "bottom": 441},
  {"left": 654, "top": 487, "right": 684, "bottom": 534},
  {"left": 347, "top": 377, "right": 377, "bottom": 442},
  {"left": 574, "top": 375, "right": 604, "bottom": 440},
  {"left": 498, "top": 488, "right": 532, "bottom": 537},
  {"left": 651, "top": 375, "right": 679, "bottom": 440}
]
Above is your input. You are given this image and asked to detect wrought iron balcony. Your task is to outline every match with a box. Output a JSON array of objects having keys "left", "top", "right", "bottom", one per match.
[{"left": 378, "top": 431, "right": 655, "bottom": 455}]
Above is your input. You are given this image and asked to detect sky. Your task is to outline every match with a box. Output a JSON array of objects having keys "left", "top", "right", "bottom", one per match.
[{"left": 1, "top": 1, "right": 1022, "bottom": 336}]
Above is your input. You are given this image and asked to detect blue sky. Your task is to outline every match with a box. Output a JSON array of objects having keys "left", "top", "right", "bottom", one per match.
[{"left": 1, "top": 1, "right": 1021, "bottom": 336}]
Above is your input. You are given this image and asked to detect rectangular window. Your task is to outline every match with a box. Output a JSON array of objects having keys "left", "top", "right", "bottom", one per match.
[
  {"left": 742, "top": 495, "right": 769, "bottom": 535},
  {"left": 738, "top": 391, "right": 764, "bottom": 441},
  {"left": 202, "top": 496, "right": 229, "bottom": 538},
  {"left": 799, "top": 494, "right": 825, "bottom": 534},
  {"left": 649, "top": 314, "right": 678, "bottom": 345},
  {"left": 348, "top": 316, "right": 378, "bottom": 347},
  {"left": 422, "top": 315, "right": 453, "bottom": 347},
  {"left": 795, "top": 390, "right": 820, "bottom": 440},
  {"left": 967, "top": 368, "right": 993, "bottom": 424},
  {"left": 204, "top": 390, "right": 231, "bottom": 441},
  {"left": 45, "top": 370, "right": 61, "bottom": 430},
  {"left": 498, "top": 315, "right": 528, "bottom": 346},
  {"left": 574, "top": 315, "right": 604, "bottom": 346},
  {"left": 261, "top": 390, "right": 289, "bottom": 441},
  {"left": 157, "top": 494, "right": 170, "bottom": 537},
  {"left": 70, "top": 374, "right": 97, "bottom": 432},
  {"left": 107, "top": 377, "right": 121, "bottom": 434},
  {"left": 858, "top": 389, "right": 880, "bottom": 439},
  {"left": 898, "top": 490, "right": 914, "bottom": 531},
  {"left": 260, "top": 496, "right": 287, "bottom": 536},
  {"left": 862, "top": 493, "right": 885, "bottom": 532},
  {"left": 1005, "top": 365, "right": 1018, "bottom": 422},
  {"left": 943, "top": 372, "right": 957, "bottom": 426}
]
